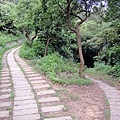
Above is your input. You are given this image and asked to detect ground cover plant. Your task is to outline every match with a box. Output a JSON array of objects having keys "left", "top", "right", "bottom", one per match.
[
  {"left": 85, "top": 62, "right": 120, "bottom": 89},
  {"left": 0, "top": 32, "right": 24, "bottom": 71},
  {"left": 30, "top": 53, "right": 93, "bottom": 86}
]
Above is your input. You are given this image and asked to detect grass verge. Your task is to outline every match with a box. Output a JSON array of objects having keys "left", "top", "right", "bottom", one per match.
[
  {"left": 85, "top": 67, "right": 120, "bottom": 89},
  {"left": 30, "top": 53, "right": 93, "bottom": 86}
]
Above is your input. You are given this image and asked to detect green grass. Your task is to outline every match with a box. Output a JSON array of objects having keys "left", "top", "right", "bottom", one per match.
[
  {"left": 30, "top": 53, "right": 93, "bottom": 86},
  {"left": 10, "top": 92, "right": 15, "bottom": 101},
  {"left": 0, "top": 32, "right": 24, "bottom": 72},
  {"left": 85, "top": 63, "right": 120, "bottom": 88},
  {"left": 0, "top": 32, "right": 23, "bottom": 47}
]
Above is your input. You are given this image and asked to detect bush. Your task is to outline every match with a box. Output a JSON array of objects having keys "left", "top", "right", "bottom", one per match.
[
  {"left": 108, "top": 64, "right": 120, "bottom": 77},
  {"left": 31, "top": 53, "right": 93, "bottom": 85},
  {"left": 19, "top": 42, "right": 37, "bottom": 60},
  {"left": 91, "top": 62, "right": 120, "bottom": 78}
]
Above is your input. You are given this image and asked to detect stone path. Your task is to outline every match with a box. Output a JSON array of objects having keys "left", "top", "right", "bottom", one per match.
[
  {"left": 0, "top": 47, "right": 72, "bottom": 120},
  {"left": 0, "top": 47, "right": 120, "bottom": 120},
  {"left": 86, "top": 75, "right": 120, "bottom": 120},
  {"left": 0, "top": 49, "right": 12, "bottom": 120}
]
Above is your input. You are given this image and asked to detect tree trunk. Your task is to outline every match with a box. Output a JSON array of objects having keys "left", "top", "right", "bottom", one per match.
[
  {"left": 22, "top": 28, "right": 37, "bottom": 42},
  {"left": 22, "top": 28, "right": 31, "bottom": 41},
  {"left": 44, "top": 38, "right": 51, "bottom": 57},
  {"left": 76, "top": 29, "right": 85, "bottom": 77}
]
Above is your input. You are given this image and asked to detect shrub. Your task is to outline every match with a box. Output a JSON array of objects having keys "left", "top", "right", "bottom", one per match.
[{"left": 31, "top": 53, "right": 93, "bottom": 85}]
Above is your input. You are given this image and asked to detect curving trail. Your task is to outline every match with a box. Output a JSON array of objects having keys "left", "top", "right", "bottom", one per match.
[
  {"left": 85, "top": 75, "right": 120, "bottom": 120},
  {"left": 0, "top": 47, "right": 72, "bottom": 120},
  {"left": 0, "top": 46, "right": 120, "bottom": 120}
]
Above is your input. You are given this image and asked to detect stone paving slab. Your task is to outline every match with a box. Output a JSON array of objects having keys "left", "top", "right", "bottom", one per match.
[
  {"left": 44, "top": 116, "right": 73, "bottom": 120},
  {"left": 0, "top": 102, "right": 11, "bottom": 107},
  {"left": 1, "top": 77, "right": 10, "bottom": 80},
  {"left": 14, "top": 103, "right": 38, "bottom": 110},
  {"left": 41, "top": 105, "right": 64, "bottom": 113},
  {"left": 29, "top": 77, "right": 44, "bottom": 81},
  {"left": 13, "top": 108, "right": 39, "bottom": 116},
  {"left": 38, "top": 97, "right": 60, "bottom": 103},
  {"left": 27, "top": 74, "right": 40, "bottom": 77},
  {"left": 14, "top": 87, "right": 31, "bottom": 91},
  {"left": 37, "top": 90, "right": 56, "bottom": 95},
  {"left": 1, "top": 89, "right": 11, "bottom": 93},
  {"left": 15, "top": 92, "right": 33, "bottom": 97},
  {"left": 25, "top": 72, "right": 36, "bottom": 74},
  {"left": 0, "top": 94, "right": 10, "bottom": 99},
  {"left": 1, "top": 74, "right": 10, "bottom": 77},
  {"left": 14, "top": 89, "right": 31, "bottom": 93},
  {"left": 13, "top": 81, "right": 28, "bottom": 84},
  {"left": 33, "top": 84, "right": 50, "bottom": 89},
  {"left": 0, "top": 111, "right": 9, "bottom": 117},
  {"left": 1, "top": 72, "right": 9, "bottom": 74},
  {"left": 14, "top": 99, "right": 37, "bottom": 106},
  {"left": 13, "top": 114, "right": 40, "bottom": 120},
  {"left": 0, "top": 84, "right": 11, "bottom": 88},
  {"left": 14, "top": 95, "right": 35, "bottom": 101},
  {"left": 14, "top": 85, "right": 31, "bottom": 89},
  {"left": 30, "top": 80, "right": 46, "bottom": 84},
  {"left": 1, "top": 80, "right": 10, "bottom": 84}
]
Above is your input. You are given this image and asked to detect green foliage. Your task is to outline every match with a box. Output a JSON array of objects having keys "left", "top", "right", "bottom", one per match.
[
  {"left": 94, "top": 62, "right": 112, "bottom": 73},
  {"left": 19, "top": 41, "right": 37, "bottom": 60},
  {"left": 87, "top": 61, "right": 120, "bottom": 78},
  {"left": 104, "top": 0, "right": 120, "bottom": 22},
  {"left": 15, "top": 0, "right": 42, "bottom": 32},
  {"left": 108, "top": 64, "right": 120, "bottom": 77},
  {"left": 0, "top": 48, "right": 5, "bottom": 70},
  {"left": 0, "top": 32, "right": 21, "bottom": 47},
  {"left": 31, "top": 53, "right": 93, "bottom": 85},
  {"left": 0, "top": 2, "right": 17, "bottom": 34},
  {"left": 0, "top": 32, "right": 23, "bottom": 71}
]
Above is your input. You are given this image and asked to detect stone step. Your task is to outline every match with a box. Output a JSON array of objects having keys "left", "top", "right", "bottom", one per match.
[
  {"left": 0, "top": 102, "right": 11, "bottom": 107},
  {"left": 1, "top": 80, "right": 10, "bottom": 84},
  {"left": 27, "top": 74, "right": 40, "bottom": 77},
  {"left": 0, "top": 94, "right": 10, "bottom": 99},
  {"left": 33, "top": 84, "right": 50, "bottom": 89},
  {"left": 0, "top": 84, "right": 11, "bottom": 88},
  {"left": 37, "top": 90, "right": 55, "bottom": 96},
  {"left": 15, "top": 92, "right": 33, "bottom": 97},
  {"left": 41, "top": 105, "right": 64, "bottom": 113},
  {"left": 30, "top": 80, "right": 46, "bottom": 84},
  {"left": 1, "top": 77, "right": 10, "bottom": 80},
  {"left": 14, "top": 99, "right": 37, "bottom": 106},
  {"left": 38, "top": 97, "right": 59, "bottom": 103},
  {"left": 0, "top": 111, "right": 9, "bottom": 118},
  {"left": 44, "top": 116, "right": 72, "bottom": 120},
  {"left": 13, "top": 114, "right": 40, "bottom": 120},
  {"left": 1, "top": 74, "right": 10, "bottom": 77},
  {"left": 1, "top": 89, "right": 11, "bottom": 93},
  {"left": 13, "top": 108, "right": 39, "bottom": 116},
  {"left": 14, "top": 103, "right": 37, "bottom": 110},
  {"left": 14, "top": 85, "right": 31, "bottom": 89},
  {"left": 29, "top": 77, "right": 43, "bottom": 81},
  {"left": 14, "top": 95, "right": 35, "bottom": 101}
]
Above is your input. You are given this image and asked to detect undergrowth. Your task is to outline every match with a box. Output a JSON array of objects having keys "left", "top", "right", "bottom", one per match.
[
  {"left": 0, "top": 32, "right": 24, "bottom": 72},
  {"left": 86, "top": 62, "right": 120, "bottom": 88},
  {"left": 30, "top": 53, "right": 93, "bottom": 86}
]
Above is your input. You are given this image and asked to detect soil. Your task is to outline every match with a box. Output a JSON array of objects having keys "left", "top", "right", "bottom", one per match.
[{"left": 44, "top": 75, "right": 110, "bottom": 120}]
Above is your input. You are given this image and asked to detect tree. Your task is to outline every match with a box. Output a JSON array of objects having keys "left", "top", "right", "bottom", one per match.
[
  {"left": 14, "top": 0, "right": 41, "bottom": 41},
  {"left": 0, "top": 2, "right": 17, "bottom": 34},
  {"left": 57, "top": 0, "right": 106, "bottom": 77},
  {"left": 104, "top": 0, "right": 120, "bottom": 21}
]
